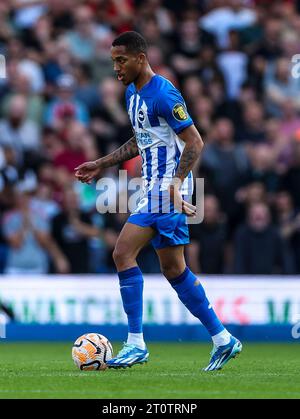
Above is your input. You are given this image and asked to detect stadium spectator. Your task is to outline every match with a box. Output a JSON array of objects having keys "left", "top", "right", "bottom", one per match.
[
  {"left": 136, "top": 0, "right": 174, "bottom": 36},
  {"left": 234, "top": 202, "right": 294, "bottom": 274},
  {"left": 200, "top": 118, "right": 249, "bottom": 225},
  {"left": 281, "top": 139, "right": 300, "bottom": 210},
  {"left": 3, "top": 188, "right": 69, "bottom": 274},
  {"left": 44, "top": 73, "right": 90, "bottom": 128},
  {"left": 88, "top": 0, "right": 134, "bottom": 34},
  {"left": 264, "top": 118, "right": 287, "bottom": 172},
  {"left": 1, "top": 70, "right": 45, "bottom": 124},
  {"left": 197, "top": 44, "right": 224, "bottom": 86},
  {"left": 182, "top": 75, "right": 204, "bottom": 109},
  {"left": 62, "top": 5, "right": 111, "bottom": 62},
  {"left": 91, "top": 31, "right": 117, "bottom": 84},
  {"left": 273, "top": 190, "right": 297, "bottom": 241},
  {"left": 53, "top": 121, "right": 97, "bottom": 174},
  {"left": 51, "top": 187, "right": 100, "bottom": 274},
  {"left": 236, "top": 101, "right": 266, "bottom": 143},
  {"left": 147, "top": 45, "right": 177, "bottom": 86},
  {"left": 73, "top": 62, "right": 100, "bottom": 113},
  {"left": 171, "top": 17, "right": 212, "bottom": 77},
  {"left": 137, "top": 16, "right": 164, "bottom": 50},
  {"left": 47, "top": 0, "right": 74, "bottom": 35},
  {"left": 235, "top": 181, "right": 268, "bottom": 226},
  {"left": 188, "top": 195, "right": 228, "bottom": 274},
  {"left": 91, "top": 77, "right": 132, "bottom": 154},
  {"left": 217, "top": 30, "right": 248, "bottom": 99},
  {"left": 190, "top": 95, "right": 214, "bottom": 138},
  {"left": 246, "top": 144, "right": 280, "bottom": 194},
  {"left": 265, "top": 57, "right": 300, "bottom": 116},
  {"left": 12, "top": 0, "right": 47, "bottom": 30},
  {"left": 0, "top": 94, "right": 40, "bottom": 168},
  {"left": 17, "top": 50, "right": 46, "bottom": 94},
  {"left": 213, "top": 82, "right": 256, "bottom": 129},
  {"left": 200, "top": 0, "right": 257, "bottom": 49},
  {"left": 279, "top": 99, "right": 300, "bottom": 142},
  {"left": 250, "top": 16, "right": 283, "bottom": 61},
  {"left": 31, "top": 182, "right": 60, "bottom": 221}
]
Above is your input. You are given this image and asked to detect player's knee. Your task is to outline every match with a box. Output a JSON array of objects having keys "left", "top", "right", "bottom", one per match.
[
  {"left": 160, "top": 263, "right": 183, "bottom": 280},
  {"left": 113, "top": 242, "right": 133, "bottom": 267},
  {"left": 112, "top": 245, "right": 125, "bottom": 265}
]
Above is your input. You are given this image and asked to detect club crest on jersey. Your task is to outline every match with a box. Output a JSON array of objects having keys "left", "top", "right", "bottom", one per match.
[
  {"left": 138, "top": 109, "right": 146, "bottom": 124},
  {"left": 172, "top": 103, "right": 188, "bottom": 121}
]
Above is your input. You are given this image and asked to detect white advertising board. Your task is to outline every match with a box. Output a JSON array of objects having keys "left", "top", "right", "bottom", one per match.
[{"left": 0, "top": 276, "right": 299, "bottom": 325}]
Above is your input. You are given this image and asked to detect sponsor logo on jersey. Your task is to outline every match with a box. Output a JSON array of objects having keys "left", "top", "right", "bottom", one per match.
[{"left": 136, "top": 132, "right": 152, "bottom": 146}]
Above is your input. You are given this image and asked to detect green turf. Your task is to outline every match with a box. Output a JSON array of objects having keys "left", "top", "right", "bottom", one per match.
[{"left": 0, "top": 342, "right": 299, "bottom": 399}]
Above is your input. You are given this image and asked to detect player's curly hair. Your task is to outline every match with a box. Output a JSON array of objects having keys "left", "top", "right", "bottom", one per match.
[{"left": 112, "top": 31, "right": 148, "bottom": 55}]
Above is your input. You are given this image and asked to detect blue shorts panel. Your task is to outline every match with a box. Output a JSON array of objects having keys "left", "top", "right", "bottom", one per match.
[{"left": 127, "top": 212, "right": 190, "bottom": 249}]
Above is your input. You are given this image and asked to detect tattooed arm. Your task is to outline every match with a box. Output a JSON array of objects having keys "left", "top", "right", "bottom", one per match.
[
  {"left": 96, "top": 135, "right": 139, "bottom": 168},
  {"left": 169, "top": 125, "right": 203, "bottom": 216},
  {"left": 75, "top": 136, "right": 139, "bottom": 184},
  {"left": 175, "top": 125, "right": 203, "bottom": 182}
]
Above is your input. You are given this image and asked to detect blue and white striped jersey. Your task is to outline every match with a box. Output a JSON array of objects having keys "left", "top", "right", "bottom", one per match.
[{"left": 125, "top": 74, "right": 194, "bottom": 196}]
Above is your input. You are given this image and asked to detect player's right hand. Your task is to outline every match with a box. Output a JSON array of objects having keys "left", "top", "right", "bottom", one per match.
[{"left": 74, "top": 161, "right": 102, "bottom": 184}]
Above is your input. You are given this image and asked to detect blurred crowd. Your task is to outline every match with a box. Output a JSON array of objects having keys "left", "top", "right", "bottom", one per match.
[{"left": 0, "top": 0, "right": 300, "bottom": 275}]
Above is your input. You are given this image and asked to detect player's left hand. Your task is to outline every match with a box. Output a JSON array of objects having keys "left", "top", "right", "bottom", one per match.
[
  {"left": 168, "top": 181, "right": 197, "bottom": 217},
  {"left": 181, "top": 198, "right": 197, "bottom": 217}
]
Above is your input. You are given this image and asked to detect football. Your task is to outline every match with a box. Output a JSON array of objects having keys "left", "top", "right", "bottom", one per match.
[{"left": 72, "top": 333, "right": 113, "bottom": 371}]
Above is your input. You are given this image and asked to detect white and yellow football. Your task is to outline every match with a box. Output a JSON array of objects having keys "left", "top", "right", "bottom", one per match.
[{"left": 72, "top": 333, "right": 113, "bottom": 371}]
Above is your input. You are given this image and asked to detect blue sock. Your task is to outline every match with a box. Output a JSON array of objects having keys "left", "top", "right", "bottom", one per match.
[
  {"left": 118, "top": 266, "right": 144, "bottom": 334},
  {"left": 170, "top": 267, "right": 224, "bottom": 336}
]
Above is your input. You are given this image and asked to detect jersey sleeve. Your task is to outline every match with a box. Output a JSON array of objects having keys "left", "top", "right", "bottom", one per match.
[{"left": 156, "top": 86, "right": 194, "bottom": 134}]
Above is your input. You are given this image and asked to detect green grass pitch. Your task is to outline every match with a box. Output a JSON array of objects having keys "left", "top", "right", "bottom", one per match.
[{"left": 0, "top": 342, "right": 299, "bottom": 399}]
